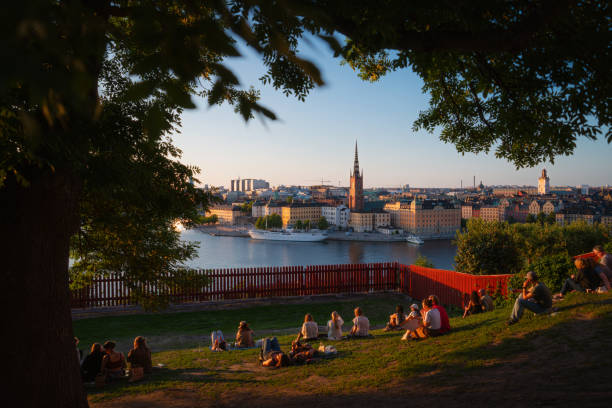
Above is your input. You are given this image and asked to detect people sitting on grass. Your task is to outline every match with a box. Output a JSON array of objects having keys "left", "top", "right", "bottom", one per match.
[
  {"left": 127, "top": 336, "right": 152, "bottom": 377},
  {"left": 507, "top": 271, "right": 552, "bottom": 325},
  {"left": 349, "top": 307, "right": 370, "bottom": 337},
  {"left": 594, "top": 245, "right": 612, "bottom": 275},
  {"left": 210, "top": 330, "right": 227, "bottom": 351},
  {"left": 406, "top": 298, "right": 441, "bottom": 339},
  {"left": 384, "top": 305, "right": 407, "bottom": 331},
  {"left": 235, "top": 321, "right": 255, "bottom": 348},
  {"left": 400, "top": 304, "right": 422, "bottom": 339},
  {"left": 295, "top": 313, "right": 318, "bottom": 342},
  {"left": 463, "top": 290, "right": 484, "bottom": 318},
  {"left": 479, "top": 289, "right": 495, "bottom": 312},
  {"left": 429, "top": 295, "right": 451, "bottom": 334},
  {"left": 327, "top": 311, "right": 344, "bottom": 340},
  {"left": 260, "top": 337, "right": 291, "bottom": 368},
  {"left": 101, "top": 341, "right": 126, "bottom": 381},
  {"left": 556, "top": 258, "right": 609, "bottom": 298},
  {"left": 81, "top": 343, "right": 104, "bottom": 382}
]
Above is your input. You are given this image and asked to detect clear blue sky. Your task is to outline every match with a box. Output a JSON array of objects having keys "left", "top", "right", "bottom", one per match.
[{"left": 173, "top": 38, "right": 612, "bottom": 189}]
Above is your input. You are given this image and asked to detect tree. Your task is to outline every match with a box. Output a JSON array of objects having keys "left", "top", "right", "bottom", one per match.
[
  {"left": 536, "top": 212, "right": 547, "bottom": 226},
  {"left": 546, "top": 212, "right": 557, "bottom": 225},
  {"left": 454, "top": 219, "right": 523, "bottom": 275},
  {"left": 303, "top": 219, "right": 311, "bottom": 230},
  {"left": 294, "top": 220, "right": 304, "bottom": 230},
  {"left": 240, "top": 201, "right": 253, "bottom": 214},
  {"left": 330, "top": 0, "right": 611, "bottom": 167},
  {"left": 255, "top": 217, "right": 265, "bottom": 229},
  {"left": 526, "top": 214, "right": 537, "bottom": 223},
  {"left": 317, "top": 216, "right": 329, "bottom": 230},
  {"left": 414, "top": 255, "right": 434, "bottom": 269},
  {"left": 3, "top": 2, "right": 610, "bottom": 406},
  {"left": 286, "top": 196, "right": 294, "bottom": 204},
  {"left": 267, "top": 214, "right": 283, "bottom": 229}
]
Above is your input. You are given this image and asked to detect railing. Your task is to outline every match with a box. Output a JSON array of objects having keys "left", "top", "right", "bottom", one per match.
[{"left": 70, "top": 262, "right": 512, "bottom": 309}]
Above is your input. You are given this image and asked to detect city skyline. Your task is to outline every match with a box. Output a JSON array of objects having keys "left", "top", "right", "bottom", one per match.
[{"left": 173, "top": 38, "right": 611, "bottom": 189}]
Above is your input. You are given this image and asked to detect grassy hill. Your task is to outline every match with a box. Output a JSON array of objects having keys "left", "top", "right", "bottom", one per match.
[{"left": 75, "top": 292, "right": 612, "bottom": 407}]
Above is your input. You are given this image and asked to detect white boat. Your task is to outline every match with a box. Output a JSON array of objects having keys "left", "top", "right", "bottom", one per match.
[
  {"left": 248, "top": 229, "right": 328, "bottom": 242},
  {"left": 406, "top": 234, "right": 424, "bottom": 244}
]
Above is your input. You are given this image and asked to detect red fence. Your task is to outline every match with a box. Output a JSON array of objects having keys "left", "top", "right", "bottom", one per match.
[{"left": 70, "top": 263, "right": 512, "bottom": 309}]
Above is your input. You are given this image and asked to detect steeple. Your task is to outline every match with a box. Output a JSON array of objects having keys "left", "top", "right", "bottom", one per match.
[{"left": 353, "top": 141, "right": 360, "bottom": 175}]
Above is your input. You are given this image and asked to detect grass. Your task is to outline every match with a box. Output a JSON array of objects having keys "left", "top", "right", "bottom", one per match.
[{"left": 75, "top": 292, "right": 612, "bottom": 407}]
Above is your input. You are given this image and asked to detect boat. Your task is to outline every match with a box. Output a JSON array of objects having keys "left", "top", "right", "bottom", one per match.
[
  {"left": 248, "top": 229, "right": 328, "bottom": 242},
  {"left": 406, "top": 234, "right": 424, "bottom": 245}
]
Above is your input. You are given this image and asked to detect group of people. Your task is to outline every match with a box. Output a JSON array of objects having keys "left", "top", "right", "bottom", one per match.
[
  {"left": 508, "top": 245, "right": 611, "bottom": 325},
  {"left": 462, "top": 289, "right": 495, "bottom": 318},
  {"left": 382, "top": 295, "right": 452, "bottom": 340},
  {"left": 211, "top": 320, "right": 256, "bottom": 351},
  {"left": 79, "top": 337, "right": 152, "bottom": 384}
]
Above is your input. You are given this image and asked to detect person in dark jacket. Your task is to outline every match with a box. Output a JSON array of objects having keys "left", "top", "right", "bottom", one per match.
[
  {"left": 81, "top": 343, "right": 104, "bottom": 382},
  {"left": 127, "top": 336, "right": 152, "bottom": 374}
]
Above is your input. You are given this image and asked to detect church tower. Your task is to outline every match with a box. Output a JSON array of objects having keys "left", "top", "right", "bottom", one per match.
[
  {"left": 538, "top": 169, "right": 550, "bottom": 195},
  {"left": 349, "top": 141, "right": 364, "bottom": 210}
]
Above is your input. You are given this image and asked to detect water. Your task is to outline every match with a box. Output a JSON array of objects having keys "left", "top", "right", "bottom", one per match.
[{"left": 181, "top": 229, "right": 457, "bottom": 270}]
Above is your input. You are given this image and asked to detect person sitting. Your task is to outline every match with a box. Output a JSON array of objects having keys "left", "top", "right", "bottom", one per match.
[
  {"left": 100, "top": 341, "right": 126, "bottom": 381},
  {"left": 235, "top": 321, "right": 255, "bottom": 348},
  {"left": 349, "top": 307, "right": 370, "bottom": 337},
  {"left": 127, "top": 336, "right": 152, "bottom": 376},
  {"left": 327, "top": 311, "right": 344, "bottom": 340},
  {"left": 400, "top": 304, "right": 422, "bottom": 339},
  {"left": 429, "top": 295, "right": 451, "bottom": 334},
  {"left": 463, "top": 290, "right": 484, "bottom": 318},
  {"left": 81, "top": 343, "right": 104, "bottom": 382},
  {"left": 557, "top": 258, "right": 605, "bottom": 298},
  {"left": 507, "top": 271, "right": 552, "bottom": 325},
  {"left": 384, "top": 305, "right": 407, "bottom": 331},
  {"left": 479, "top": 289, "right": 495, "bottom": 312},
  {"left": 295, "top": 313, "right": 318, "bottom": 342},
  {"left": 593, "top": 245, "right": 612, "bottom": 290},
  {"left": 210, "top": 330, "right": 227, "bottom": 351},
  {"left": 410, "top": 298, "right": 441, "bottom": 339}
]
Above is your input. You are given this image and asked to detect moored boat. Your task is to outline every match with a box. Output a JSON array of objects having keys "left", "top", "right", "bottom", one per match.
[
  {"left": 248, "top": 229, "right": 328, "bottom": 242},
  {"left": 406, "top": 234, "right": 424, "bottom": 244}
]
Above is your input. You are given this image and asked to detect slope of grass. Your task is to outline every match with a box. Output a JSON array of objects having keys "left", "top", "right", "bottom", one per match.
[{"left": 76, "top": 292, "right": 612, "bottom": 406}]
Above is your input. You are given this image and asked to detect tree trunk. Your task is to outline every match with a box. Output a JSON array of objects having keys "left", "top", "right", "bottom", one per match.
[{"left": 0, "top": 168, "right": 88, "bottom": 408}]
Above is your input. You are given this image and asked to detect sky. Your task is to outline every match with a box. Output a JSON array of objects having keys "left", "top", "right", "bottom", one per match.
[{"left": 172, "top": 38, "right": 612, "bottom": 189}]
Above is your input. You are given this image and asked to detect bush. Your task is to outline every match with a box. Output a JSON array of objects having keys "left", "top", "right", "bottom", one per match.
[
  {"left": 414, "top": 255, "right": 434, "bottom": 268},
  {"left": 454, "top": 219, "right": 523, "bottom": 275},
  {"left": 509, "top": 253, "right": 574, "bottom": 293}
]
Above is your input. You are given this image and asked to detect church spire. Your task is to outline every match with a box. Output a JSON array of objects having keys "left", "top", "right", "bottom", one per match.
[{"left": 353, "top": 141, "right": 359, "bottom": 174}]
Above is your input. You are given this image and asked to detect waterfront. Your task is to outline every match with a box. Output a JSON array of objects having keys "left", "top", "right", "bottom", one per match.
[{"left": 182, "top": 228, "right": 457, "bottom": 270}]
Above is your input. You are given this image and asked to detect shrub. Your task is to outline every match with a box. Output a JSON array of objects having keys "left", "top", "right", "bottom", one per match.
[
  {"left": 511, "top": 253, "right": 574, "bottom": 293},
  {"left": 414, "top": 255, "right": 434, "bottom": 268}
]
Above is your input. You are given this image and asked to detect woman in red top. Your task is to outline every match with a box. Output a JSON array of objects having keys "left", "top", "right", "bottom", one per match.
[{"left": 429, "top": 295, "right": 451, "bottom": 334}]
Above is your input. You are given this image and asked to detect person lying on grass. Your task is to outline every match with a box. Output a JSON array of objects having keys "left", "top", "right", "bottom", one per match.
[
  {"left": 289, "top": 340, "right": 318, "bottom": 364},
  {"left": 295, "top": 313, "right": 318, "bottom": 343},
  {"left": 260, "top": 337, "right": 291, "bottom": 368},
  {"left": 262, "top": 352, "right": 292, "bottom": 368},
  {"left": 384, "top": 305, "right": 407, "bottom": 331},
  {"left": 327, "top": 311, "right": 344, "bottom": 340},
  {"left": 463, "top": 290, "right": 484, "bottom": 318},
  {"left": 348, "top": 307, "right": 370, "bottom": 337},
  {"left": 507, "top": 271, "right": 552, "bottom": 326},
  {"left": 429, "top": 295, "right": 451, "bottom": 334},
  {"left": 235, "top": 321, "right": 255, "bottom": 348},
  {"left": 403, "top": 298, "right": 441, "bottom": 340},
  {"left": 211, "top": 330, "right": 227, "bottom": 351}
]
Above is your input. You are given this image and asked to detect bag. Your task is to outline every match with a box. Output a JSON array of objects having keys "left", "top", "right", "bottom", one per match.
[
  {"left": 94, "top": 374, "right": 106, "bottom": 387},
  {"left": 129, "top": 367, "right": 144, "bottom": 382}
]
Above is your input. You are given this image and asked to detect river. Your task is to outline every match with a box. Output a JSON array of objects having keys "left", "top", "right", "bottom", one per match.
[{"left": 181, "top": 229, "right": 457, "bottom": 270}]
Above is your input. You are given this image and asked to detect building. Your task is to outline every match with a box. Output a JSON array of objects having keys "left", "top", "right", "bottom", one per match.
[
  {"left": 281, "top": 203, "right": 322, "bottom": 228},
  {"left": 230, "top": 178, "right": 270, "bottom": 192},
  {"left": 384, "top": 199, "right": 461, "bottom": 239},
  {"left": 556, "top": 210, "right": 595, "bottom": 226},
  {"left": 349, "top": 142, "right": 364, "bottom": 211},
  {"left": 461, "top": 204, "right": 474, "bottom": 219},
  {"left": 265, "top": 202, "right": 286, "bottom": 216},
  {"left": 251, "top": 202, "right": 266, "bottom": 218},
  {"left": 480, "top": 205, "right": 505, "bottom": 222},
  {"left": 349, "top": 211, "right": 390, "bottom": 232},
  {"left": 322, "top": 205, "right": 350, "bottom": 228},
  {"left": 538, "top": 169, "right": 550, "bottom": 195},
  {"left": 206, "top": 205, "right": 242, "bottom": 225}
]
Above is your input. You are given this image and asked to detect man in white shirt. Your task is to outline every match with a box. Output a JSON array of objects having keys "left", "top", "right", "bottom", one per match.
[{"left": 413, "top": 298, "right": 441, "bottom": 338}]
